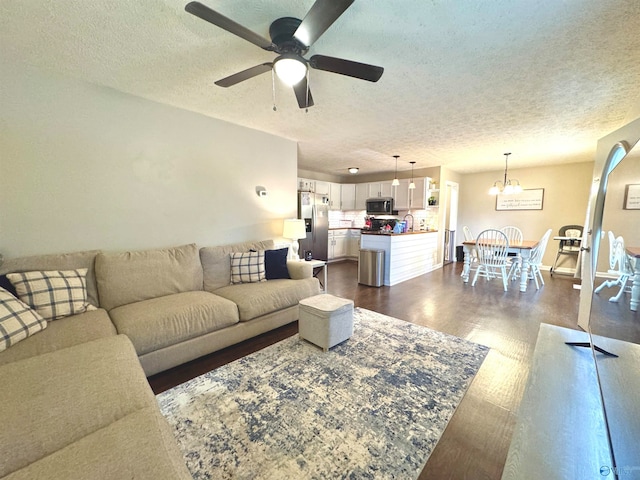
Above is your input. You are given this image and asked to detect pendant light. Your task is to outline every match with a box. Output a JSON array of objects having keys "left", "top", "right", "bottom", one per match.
[
  {"left": 392, "top": 155, "right": 400, "bottom": 186},
  {"left": 489, "top": 153, "right": 523, "bottom": 195},
  {"left": 409, "top": 161, "right": 416, "bottom": 189}
]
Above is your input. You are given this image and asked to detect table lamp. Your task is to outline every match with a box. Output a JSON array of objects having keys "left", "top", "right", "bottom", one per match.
[{"left": 283, "top": 219, "right": 306, "bottom": 260}]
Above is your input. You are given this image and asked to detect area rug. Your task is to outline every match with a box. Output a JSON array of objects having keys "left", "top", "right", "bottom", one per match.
[{"left": 157, "top": 308, "right": 489, "bottom": 479}]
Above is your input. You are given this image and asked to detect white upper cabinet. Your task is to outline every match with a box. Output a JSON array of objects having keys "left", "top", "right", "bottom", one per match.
[
  {"left": 298, "top": 178, "right": 314, "bottom": 192},
  {"left": 341, "top": 184, "right": 356, "bottom": 210},
  {"left": 314, "top": 181, "right": 330, "bottom": 195},
  {"left": 394, "top": 179, "right": 410, "bottom": 210},
  {"left": 380, "top": 181, "right": 394, "bottom": 197},
  {"left": 355, "top": 184, "right": 368, "bottom": 210},
  {"left": 368, "top": 181, "right": 394, "bottom": 198},
  {"left": 328, "top": 182, "right": 341, "bottom": 210},
  {"left": 410, "top": 177, "right": 428, "bottom": 209}
]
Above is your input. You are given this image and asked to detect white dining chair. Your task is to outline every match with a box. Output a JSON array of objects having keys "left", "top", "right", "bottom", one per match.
[
  {"left": 461, "top": 226, "right": 479, "bottom": 277},
  {"left": 463, "top": 226, "right": 474, "bottom": 242},
  {"left": 594, "top": 232, "right": 633, "bottom": 302},
  {"left": 472, "top": 229, "right": 510, "bottom": 291},
  {"left": 501, "top": 226, "right": 523, "bottom": 278},
  {"left": 516, "top": 228, "right": 552, "bottom": 289}
]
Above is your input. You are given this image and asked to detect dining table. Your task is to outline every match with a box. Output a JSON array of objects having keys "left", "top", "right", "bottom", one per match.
[
  {"left": 626, "top": 246, "right": 640, "bottom": 311},
  {"left": 462, "top": 239, "right": 540, "bottom": 292}
]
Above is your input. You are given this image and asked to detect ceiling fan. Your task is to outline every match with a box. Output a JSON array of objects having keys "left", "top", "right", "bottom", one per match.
[{"left": 185, "top": 0, "right": 384, "bottom": 109}]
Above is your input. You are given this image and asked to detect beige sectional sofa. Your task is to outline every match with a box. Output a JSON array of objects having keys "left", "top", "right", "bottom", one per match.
[
  {"left": 0, "top": 335, "right": 192, "bottom": 480},
  {"left": 0, "top": 239, "right": 320, "bottom": 479},
  {"left": 0, "top": 239, "right": 320, "bottom": 373}
]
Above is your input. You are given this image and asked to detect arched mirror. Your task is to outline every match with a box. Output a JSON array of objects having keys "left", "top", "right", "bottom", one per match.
[{"left": 579, "top": 120, "right": 640, "bottom": 478}]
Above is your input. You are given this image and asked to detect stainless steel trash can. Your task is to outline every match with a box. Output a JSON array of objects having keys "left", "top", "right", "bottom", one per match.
[{"left": 358, "top": 249, "right": 385, "bottom": 287}]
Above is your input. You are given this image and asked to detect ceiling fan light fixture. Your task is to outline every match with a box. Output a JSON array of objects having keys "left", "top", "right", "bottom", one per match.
[{"left": 273, "top": 54, "right": 307, "bottom": 85}]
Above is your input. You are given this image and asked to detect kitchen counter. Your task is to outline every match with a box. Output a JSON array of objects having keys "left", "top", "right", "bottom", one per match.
[
  {"left": 361, "top": 230, "right": 438, "bottom": 235},
  {"left": 360, "top": 231, "right": 438, "bottom": 286}
]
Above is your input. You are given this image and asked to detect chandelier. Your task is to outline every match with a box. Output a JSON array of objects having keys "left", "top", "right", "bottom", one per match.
[{"left": 489, "top": 152, "right": 523, "bottom": 195}]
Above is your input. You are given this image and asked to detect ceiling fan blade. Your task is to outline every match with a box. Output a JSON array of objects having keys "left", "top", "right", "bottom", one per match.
[
  {"left": 214, "top": 63, "right": 273, "bottom": 87},
  {"left": 310, "top": 54, "right": 384, "bottom": 82},
  {"left": 293, "top": 78, "right": 315, "bottom": 109},
  {"left": 185, "top": 2, "right": 275, "bottom": 51},
  {"left": 293, "top": 0, "right": 354, "bottom": 47}
]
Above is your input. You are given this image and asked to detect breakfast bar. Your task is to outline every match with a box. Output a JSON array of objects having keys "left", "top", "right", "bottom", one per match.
[{"left": 360, "top": 231, "right": 438, "bottom": 286}]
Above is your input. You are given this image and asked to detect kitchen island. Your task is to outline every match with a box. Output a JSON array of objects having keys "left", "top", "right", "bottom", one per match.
[{"left": 360, "top": 231, "right": 439, "bottom": 286}]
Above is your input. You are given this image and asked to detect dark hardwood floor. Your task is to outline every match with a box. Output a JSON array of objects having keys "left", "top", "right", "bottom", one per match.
[{"left": 148, "top": 260, "right": 637, "bottom": 479}]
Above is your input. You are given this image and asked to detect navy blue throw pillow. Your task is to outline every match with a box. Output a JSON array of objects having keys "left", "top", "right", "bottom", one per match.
[
  {"left": 0, "top": 274, "right": 18, "bottom": 297},
  {"left": 265, "top": 248, "right": 290, "bottom": 280}
]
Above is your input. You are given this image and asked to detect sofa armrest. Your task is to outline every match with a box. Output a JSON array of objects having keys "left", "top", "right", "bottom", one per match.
[{"left": 287, "top": 261, "right": 313, "bottom": 280}]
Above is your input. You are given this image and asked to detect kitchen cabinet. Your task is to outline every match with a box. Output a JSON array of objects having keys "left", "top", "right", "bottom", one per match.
[
  {"left": 347, "top": 230, "right": 360, "bottom": 258},
  {"left": 393, "top": 179, "right": 411, "bottom": 210},
  {"left": 298, "top": 178, "right": 314, "bottom": 192},
  {"left": 314, "top": 181, "right": 330, "bottom": 195},
  {"left": 328, "top": 229, "right": 348, "bottom": 260},
  {"left": 328, "top": 182, "right": 341, "bottom": 210},
  {"left": 355, "top": 183, "right": 368, "bottom": 210},
  {"left": 368, "top": 181, "right": 394, "bottom": 198},
  {"left": 341, "top": 184, "right": 356, "bottom": 210},
  {"left": 410, "top": 177, "right": 427, "bottom": 209}
]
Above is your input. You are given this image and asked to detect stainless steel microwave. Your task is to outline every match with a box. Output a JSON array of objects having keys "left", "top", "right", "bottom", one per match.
[{"left": 366, "top": 197, "right": 394, "bottom": 215}]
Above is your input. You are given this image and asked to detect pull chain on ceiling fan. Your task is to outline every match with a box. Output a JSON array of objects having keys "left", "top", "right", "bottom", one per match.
[{"left": 185, "top": 0, "right": 384, "bottom": 109}]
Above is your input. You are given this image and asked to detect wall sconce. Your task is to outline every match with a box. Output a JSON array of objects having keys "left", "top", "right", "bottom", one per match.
[{"left": 255, "top": 186, "right": 268, "bottom": 197}]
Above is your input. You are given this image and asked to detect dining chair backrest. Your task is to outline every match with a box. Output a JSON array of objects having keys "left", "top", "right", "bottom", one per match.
[
  {"left": 530, "top": 229, "right": 553, "bottom": 265},
  {"left": 463, "top": 226, "right": 474, "bottom": 242},
  {"left": 500, "top": 226, "right": 523, "bottom": 247},
  {"left": 608, "top": 232, "right": 632, "bottom": 274},
  {"left": 475, "top": 229, "right": 510, "bottom": 266}
]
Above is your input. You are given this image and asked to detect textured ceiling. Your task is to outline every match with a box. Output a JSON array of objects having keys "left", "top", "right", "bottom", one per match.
[{"left": 1, "top": 0, "right": 640, "bottom": 177}]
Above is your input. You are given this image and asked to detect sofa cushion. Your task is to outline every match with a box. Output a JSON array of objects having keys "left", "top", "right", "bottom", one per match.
[
  {"left": 95, "top": 244, "right": 203, "bottom": 311},
  {"left": 214, "top": 277, "right": 321, "bottom": 322},
  {"left": 286, "top": 260, "right": 313, "bottom": 280},
  {"left": 0, "top": 250, "right": 101, "bottom": 307},
  {"left": 200, "top": 240, "right": 274, "bottom": 292},
  {"left": 0, "top": 287, "right": 47, "bottom": 352},
  {"left": 7, "top": 269, "right": 97, "bottom": 320},
  {"left": 108, "top": 291, "right": 240, "bottom": 356},
  {"left": 3, "top": 407, "right": 192, "bottom": 480},
  {"left": 0, "top": 335, "right": 159, "bottom": 478},
  {"left": 0, "top": 308, "right": 116, "bottom": 367},
  {"left": 265, "top": 248, "right": 291, "bottom": 280},
  {"left": 230, "top": 251, "right": 266, "bottom": 284}
]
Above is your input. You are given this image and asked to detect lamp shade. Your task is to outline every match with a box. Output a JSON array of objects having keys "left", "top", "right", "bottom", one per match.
[
  {"left": 283, "top": 219, "right": 306, "bottom": 240},
  {"left": 274, "top": 55, "right": 307, "bottom": 86}
]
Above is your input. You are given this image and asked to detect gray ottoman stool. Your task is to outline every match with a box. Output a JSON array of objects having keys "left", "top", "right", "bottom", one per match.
[{"left": 299, "top": 294, "right": 354, "bottom": 351}]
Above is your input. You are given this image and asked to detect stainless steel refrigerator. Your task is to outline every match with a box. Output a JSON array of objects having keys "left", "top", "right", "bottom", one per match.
[{"left": 297, "top": 192, "right": 329, "bottom": 261}]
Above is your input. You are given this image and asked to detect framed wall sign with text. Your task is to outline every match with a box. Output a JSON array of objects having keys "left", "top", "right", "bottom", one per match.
[
  {"left": 496, "top": 188, "right": 544, "bottom": 211},
  {"left": 624, "top": 184, "right": 640, "bottom": 209}
]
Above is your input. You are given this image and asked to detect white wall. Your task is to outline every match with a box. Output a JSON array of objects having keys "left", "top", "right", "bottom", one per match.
[
  {"left": 0, "top": 64, "right": 298, "bottom": 258},
  {"left": 457, "top": 162, "right": 594, "bottom": 266}
]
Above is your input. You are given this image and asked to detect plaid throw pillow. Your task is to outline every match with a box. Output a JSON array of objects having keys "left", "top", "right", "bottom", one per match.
[
  {"left": 230, "top": 251, "right": 266, "bottom": 284},
  {"left": 0, "top": 287, "right": 47, "bottom": 352},
  {"left": 6, "top": 269, "right": 97, "bottom": 321}
]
